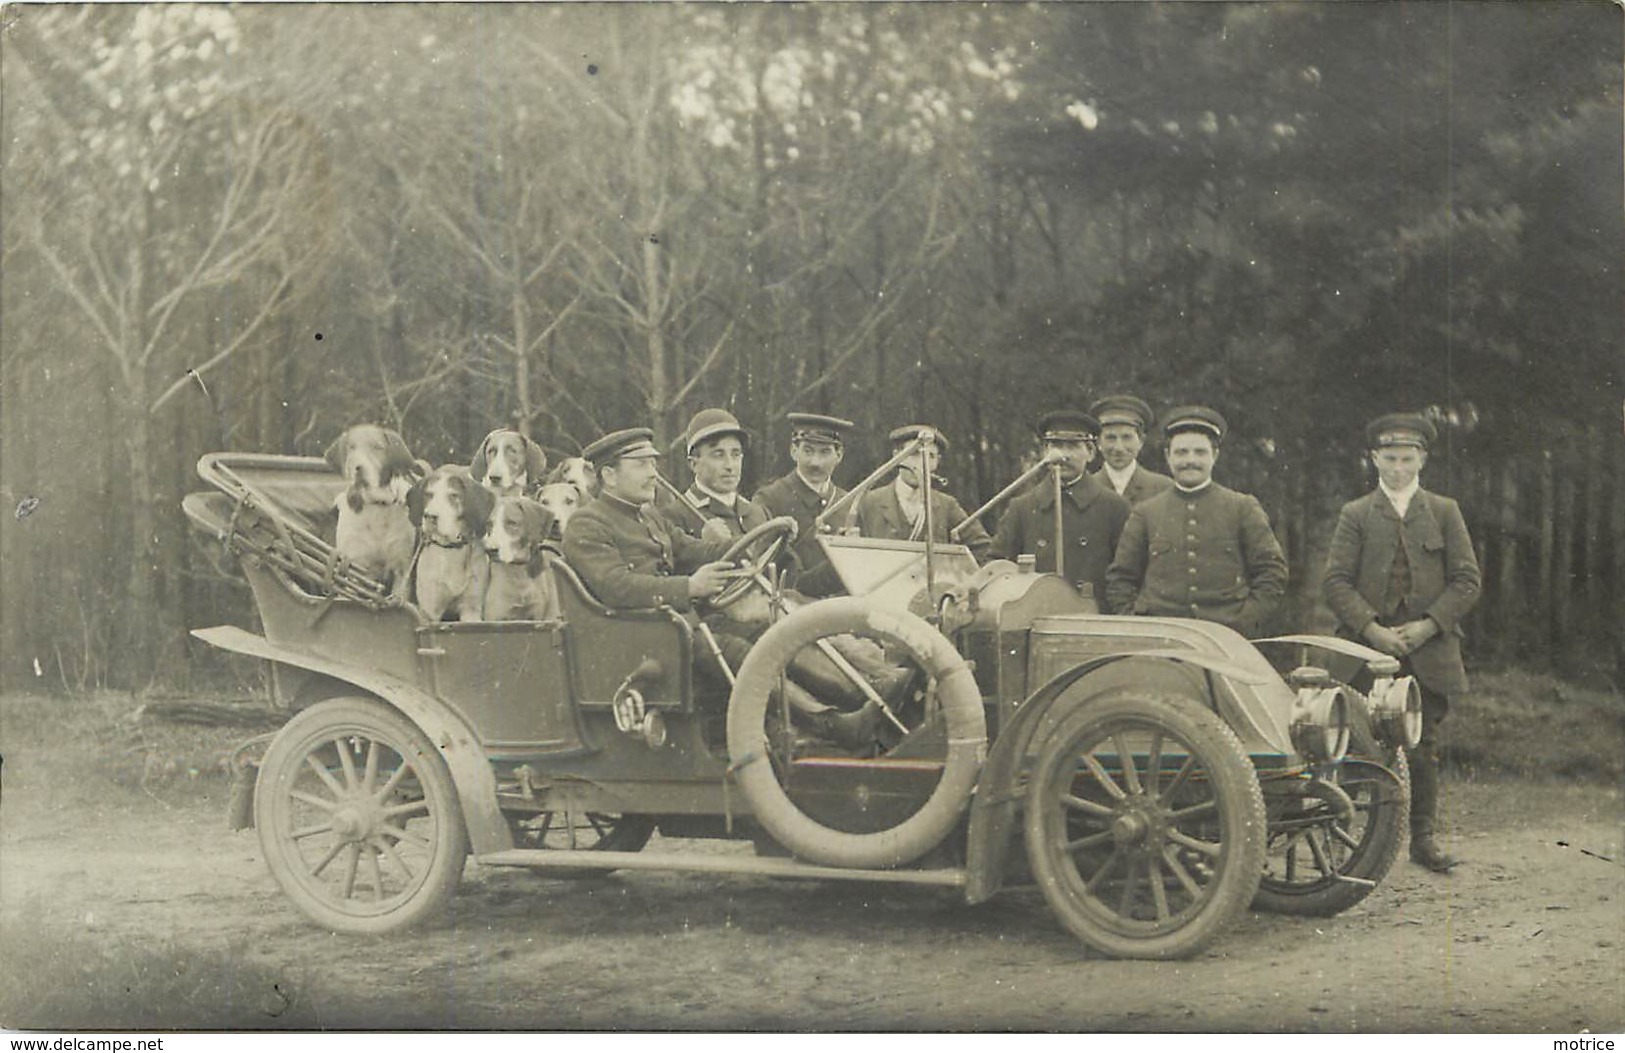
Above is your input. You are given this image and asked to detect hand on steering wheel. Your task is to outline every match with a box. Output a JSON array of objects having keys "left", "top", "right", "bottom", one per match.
[{"left": 706, "top": 515, "right": 798, "bottom": 610}]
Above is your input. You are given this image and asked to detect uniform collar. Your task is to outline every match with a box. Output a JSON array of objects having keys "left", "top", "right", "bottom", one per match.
[
  {"left": 691, "top": 481, "right": 738, "bottom": 509},
  {"left": 600, "top": 491, "right": 645, "bottom": 518},
  {"left": 794, "top": 470, "right": 835, "bottom": 500},
  {"left": 1037, "top": 472, "right": 1100, "bottom": 510},
  {"left": 1174, "top": 479, "right": 1215, "bottom": 496}
]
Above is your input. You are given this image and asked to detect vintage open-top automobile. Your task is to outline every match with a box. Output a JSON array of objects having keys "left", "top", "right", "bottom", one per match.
[{"left": 184, "top": 432, "right": 1421, "bottom": 959}]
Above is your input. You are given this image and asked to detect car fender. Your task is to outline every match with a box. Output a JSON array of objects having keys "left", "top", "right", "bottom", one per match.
[
  {"left": 192, "top": 624, "right": 512, "bottom": 854},
  {"left": 963, "top": 649, "right": 1269, "bottom": 904}
]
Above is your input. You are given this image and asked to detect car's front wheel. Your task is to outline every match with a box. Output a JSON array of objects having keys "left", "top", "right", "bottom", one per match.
[{"left": 1024, "top": 691, "right": 1266, "bottom": 960}]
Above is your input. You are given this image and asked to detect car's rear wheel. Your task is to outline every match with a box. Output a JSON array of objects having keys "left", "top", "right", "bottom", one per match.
[
  {"left": 1024, "top": 691, "right": 1266, "bottom": 960},
  {"left": 254, "top": 696, "right": 467, "bottom": 934},
  {"left": 507, "top": 810, "right": 656, "bottom": 879},
  {"left": 727, "top": 597, "right": 986, "bottom": 869}
]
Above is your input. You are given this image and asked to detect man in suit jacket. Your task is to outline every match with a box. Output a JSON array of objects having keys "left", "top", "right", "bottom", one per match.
[
  {"left": 754, "top": 412, "right": 853, "bottom": 597},
  {"left": 1089, "top": 394, "right": 1176, "bottom": 505},
  {"left": 853, "top": 425, "right": 991, "bottom": 561},
  {"left": 1322, "top": 412, "right": 1482, "bottom": 873},
  {"left": 990, "top": 409, "right": 1131, "bottom": 606},
  {"left": 1105, "top": 406, "right": 1288, "bottom": 635}
]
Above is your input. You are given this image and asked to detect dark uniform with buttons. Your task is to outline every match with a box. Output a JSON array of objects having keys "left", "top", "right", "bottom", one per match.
[
  {"left": 1322, "top": 412, "right": 1481, "bottom": 872},
  {"left": 1104, "top": 407, "right": 1288, "bottom": 636},
  {"left": 853, "top": 426, "right": 992, "bottom": 561},
  {"left": 754, "top": 412, "right": 852, "bottom": 597},
  {"left": 561, "top": 428, "right": 732, "bottom": 612},
  {"left": 989, "top": 410, "right": 1130, "bottom": 606}
]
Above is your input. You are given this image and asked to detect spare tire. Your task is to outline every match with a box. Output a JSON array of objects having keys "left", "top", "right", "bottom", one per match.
[{"left": 726, "top": 597, "right": 986, "bottom": 868}]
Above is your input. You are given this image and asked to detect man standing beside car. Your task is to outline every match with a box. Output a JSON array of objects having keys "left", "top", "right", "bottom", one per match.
[
  {"left": 989, "top": 409, "right": 1131, "bottom": 607},
  {"left": 1321, "top": 412, "right": 1482, "bottom": 873},
  {"left": 1105, "top": 406, "right": 1288, "bottom": 636},
  {"left": 1089, "top": 394, "right": 1175, "bottom": 505}
]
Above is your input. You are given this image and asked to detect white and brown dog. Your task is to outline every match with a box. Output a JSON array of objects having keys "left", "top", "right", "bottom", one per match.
[
  {"left": 324, "top": 425, "right": 423, "bottom": 597},
  {"left": 407, "top": 465, "right": 493, "bottom": 621},
  {"left": 482, "top": 496, "right": 561, "bottom": 621},
  {"left": 535, "top": 456, "right": 596, "bottom": 539},
  {"left": 471, "top": 428, "right": 548, "bottom": 498}
]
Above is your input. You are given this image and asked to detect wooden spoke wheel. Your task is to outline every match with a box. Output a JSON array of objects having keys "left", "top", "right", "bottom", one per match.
[
  {"left": 1025, "top": 692, "right": 1266, "bottom": 960},
  {"left": 1254, "top": 739, "right": 1408, "bottom": 917},
  {"left": 254, "top": 696, "right": 467, "bottom": 934}
]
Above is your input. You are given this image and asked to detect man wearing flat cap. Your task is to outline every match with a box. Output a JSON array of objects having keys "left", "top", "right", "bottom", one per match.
[
  {"left": 1090, "top": 394, "right": 1175, "bottom": 505},
  {"left": 562, "top": 428, "right": 738, "bottom": 612},
  {"left": 1106, "top": 406, "right": 1288, "bottom": 635},
  {"left": 659, "top": 408, "right": 771, "bottom": 541},
  {"left": 755, "top": 412, "right": 854, "bottom": 597},
  {"left": 853, "top": 425, "right": 991, "bottom": 561},
  {"left": 989, "top": 409, "right": 1131, "bottom": 605},
  {"left": 1322, "top": 412, "right": 1481, "bottom": 873}
]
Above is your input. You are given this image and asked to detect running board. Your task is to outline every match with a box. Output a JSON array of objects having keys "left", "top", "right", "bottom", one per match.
[{"left": 478, "top": 848, "right": 968, "bottom": 887}]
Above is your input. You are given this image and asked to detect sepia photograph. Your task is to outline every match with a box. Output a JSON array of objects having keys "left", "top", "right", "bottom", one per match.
[{"left": 1, "top": 0, "right": 1621, "bottom": 1034}]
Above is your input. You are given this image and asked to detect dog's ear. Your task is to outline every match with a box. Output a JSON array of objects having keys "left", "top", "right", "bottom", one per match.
[
  {"left": 380, "top": 429, "right": 417, "bottom": 485},
  {"left": 520, "top": 498, "right": 556, "bottom": 546},
  {"left": 524, "top": 440, "right": 548, "bottom": 487},
  {"left": 519, "top": 501, "right": 553, "bottom": 576},
  {"left": 405, "top": 474, "right": 428, "bottom": 528},
  {"left": 323, "top": 432, "right": 348, "bottom": 475},
  {"left": 462, "top": 469, "right": 496, "bottom": 536},
  {"left": 470, "top": 429, "right": 501, "bottom": 480}
]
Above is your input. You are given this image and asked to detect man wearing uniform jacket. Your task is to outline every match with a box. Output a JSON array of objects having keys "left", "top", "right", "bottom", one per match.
[
  {"left": 853, "top": 425, "right": 991, "bottom": 561},
  {"left": 990, "top": 408, "right": 1131, "bottom": 606},
  {"left": 562, "top": 428, "right": 735, "bottom": 613},
  {"left": 660, "top": 408, "right": 771, "bottom": 540},
  {"left": 1105, "top": 406, "right": 1288, "bottom": 636},
  {"left": 1089, "top": 394, "right": 1176, "bottom": 505},
  {"left": 754, "top": 412, "right": 853, "bottom": 597},
  {"left": 1322, "top": 412, "right": 1481, "bottom": 873}
]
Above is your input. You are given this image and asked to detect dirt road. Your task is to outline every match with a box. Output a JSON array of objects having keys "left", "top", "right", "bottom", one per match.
[{"left": 1, "top": 773, "right": 1620, "bottom": 1032}]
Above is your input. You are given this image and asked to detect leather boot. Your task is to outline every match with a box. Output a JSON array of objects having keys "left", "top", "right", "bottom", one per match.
[
  {"left": 800, "top": 699, "right": 883, "bottom": 751},
  {"left": 1409, "top": 821, "right": 1458, "bottom": 872},
  {"left": 788, "top": 644, "right": 912, "bottom": 710}
]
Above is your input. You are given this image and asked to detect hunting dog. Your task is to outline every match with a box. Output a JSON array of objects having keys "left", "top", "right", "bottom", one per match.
[
  {"left": 324, "top": 424, "right": 422, "bottom": 597},
  {"left": 471, "top": 428, "right": 548, "bottom": 498},
  {"left": 482, "top": 496, "right": 561, "bottom": 621},
  {"left": 408, "top": 465, "right": 493, "bottom": 621},
  {"left": 535, "top": 456, "right": 596, "bottom": 538}
]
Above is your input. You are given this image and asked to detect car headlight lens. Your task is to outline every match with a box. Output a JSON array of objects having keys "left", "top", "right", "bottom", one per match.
[
  {"left": 1290, "top": 685, "right": 1351, "bottom": 763},
  {"left": 1367, "top": 675, "right": 1423, "bottom": 750}
]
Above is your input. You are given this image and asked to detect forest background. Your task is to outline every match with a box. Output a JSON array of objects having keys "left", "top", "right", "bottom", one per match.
[{"left": 1, "top": 2, "right": 1620, "bottom": 694}]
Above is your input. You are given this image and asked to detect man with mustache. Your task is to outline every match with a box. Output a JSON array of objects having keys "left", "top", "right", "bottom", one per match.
[
  {"left": 854, "top": 425, "right": 991, "bottom": 561},
  {"left": 755, "top": 412, "right": 854, "bottom": 598},
  {"left": 989, "top": 409, "right": 1131, "bottom": 606},
  {"left": 1105, "top": 406, "right": 1288, "bottom": 636}
]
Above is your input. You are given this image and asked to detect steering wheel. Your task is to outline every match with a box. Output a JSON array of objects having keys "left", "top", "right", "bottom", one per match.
[{"left": 707, "top": 516, "right": 798, "bottom": 610}]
